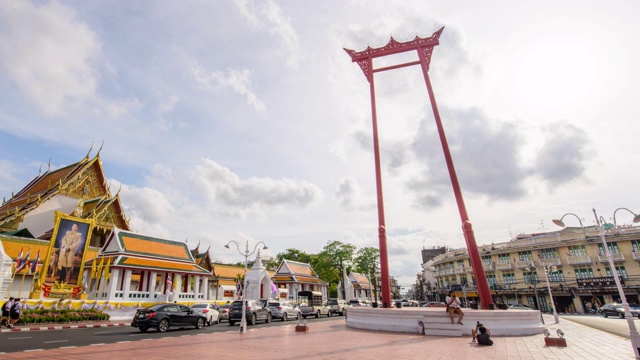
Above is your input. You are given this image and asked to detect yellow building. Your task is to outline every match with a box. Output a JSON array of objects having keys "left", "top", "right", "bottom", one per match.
[{"left": 431, "top": 225, "right": 640, "bottom": 313}]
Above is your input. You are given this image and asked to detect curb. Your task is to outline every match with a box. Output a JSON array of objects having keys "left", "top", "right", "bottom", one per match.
[{"left": 0, "top": 322, "right": 128, "bottom": 332}]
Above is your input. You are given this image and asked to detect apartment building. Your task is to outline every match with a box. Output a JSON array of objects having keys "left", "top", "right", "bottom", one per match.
[{"left": 431, "top": 225, "right": 640, "bottom": 313}]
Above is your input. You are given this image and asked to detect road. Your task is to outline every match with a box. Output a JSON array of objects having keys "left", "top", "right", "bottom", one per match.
[
  {"left": 561, "top": 314, "right": 640, "bottom": 339},
  {"left": 0, "top": 315, "right": 343, "bottom": 353}
]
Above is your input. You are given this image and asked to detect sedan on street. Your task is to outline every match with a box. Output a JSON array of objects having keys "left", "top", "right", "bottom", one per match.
[
  {"left": 191, "top": 303, "right": 220, "bottom": 326},
  {"left": 131, "top": 303, "right": 207, "bottom": 332},
  {"left": 600, "top": 303, "right": 640, "bottom": 319}
]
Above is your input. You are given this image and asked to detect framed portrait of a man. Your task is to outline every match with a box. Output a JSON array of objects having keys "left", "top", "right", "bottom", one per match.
[{"left": 41, "top": 212, "right": 95, "bottom": 287}]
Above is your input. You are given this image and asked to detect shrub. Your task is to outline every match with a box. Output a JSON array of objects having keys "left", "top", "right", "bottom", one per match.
[{"left": 20, "top": 309, "right": 110, "bottom": 325}]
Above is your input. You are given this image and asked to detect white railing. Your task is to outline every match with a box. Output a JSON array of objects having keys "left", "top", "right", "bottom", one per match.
[
  {"left": 496, "top": 262, "right": 513, "bottom": 270},
  {"left": 539, "top": 258, "right": 562, "bottom": 267},
  {"left": 597, "top": 253, "right": 625, "bottom": 262},
  {"left": 515, "top": 260, "right": 532, "bottom": 269},
  {"left": 633, "top": 252, "right": 640, "bottom": 261},
  {"left": 566, "top": 256, "right": 592, "bottom": 265}
]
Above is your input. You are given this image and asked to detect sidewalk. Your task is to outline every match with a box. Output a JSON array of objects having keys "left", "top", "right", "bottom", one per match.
[
  {"left": 0, "top": 320, "right": 128, "bottom": 333},
  {"left": 3, "top": 315, "right": 635, "bottom": 359}
]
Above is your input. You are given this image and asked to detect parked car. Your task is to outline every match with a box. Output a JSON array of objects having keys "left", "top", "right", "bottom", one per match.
[
  {"left": 228, "top": 300, "right": 272, "bottom": 325},
  {"left": 349, "top": 299, "right": 368, "bottom": 307},
  {"left": 508, "top": 304, "right": 536, "bottom": 310},
  {"left": 131, "top": 303, "right": 206, "bottom": 332},
  {"left": 267, "top": 301, "right": 301, "bottom": 321},
  {"left": 191, "top": 303, "right": 220, "bottom": 326},
  {"left": 422, "top": 301, "right": 447, "bottom": 308},
  {"left": 328, "top": 299, "right": 348, "bottom": 316},
  {"left": 600, "top": 303, "right": 640, "bottom": 319},
  {"left": 298, "top": 291, "right": 332, "bottom": 318},
  {"left": 218, "top": 304, "right": 232, "bottom": 322}
]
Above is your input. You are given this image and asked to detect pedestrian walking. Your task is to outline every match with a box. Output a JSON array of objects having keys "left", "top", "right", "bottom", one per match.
[
  {"left": 1, "top": 297, "right": 14, "bottom": 327},
  {"left": 8, "top": 298, "right": 22, "bottom": 329}
]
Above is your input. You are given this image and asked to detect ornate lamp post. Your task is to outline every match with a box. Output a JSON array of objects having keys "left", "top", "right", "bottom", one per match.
[
  {"left": 225, "top": 240, "right": 268, "bottom": 334},
  {"left": 553, "top": 208, "right": 640, "bottom": 359}
]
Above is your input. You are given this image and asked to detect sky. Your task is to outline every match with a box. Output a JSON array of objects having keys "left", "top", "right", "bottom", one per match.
[{"left": 1, "top": 0, "right": 639, "bottom": 288}]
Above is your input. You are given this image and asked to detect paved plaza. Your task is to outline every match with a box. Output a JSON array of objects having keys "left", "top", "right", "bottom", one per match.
[{"left": 1, "top": 314, "right": 635, "bottom": 359}]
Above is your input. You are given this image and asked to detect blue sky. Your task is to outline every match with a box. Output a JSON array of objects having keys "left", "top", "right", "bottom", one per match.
[{"left": 1, "top": 0, "right": 639, "bottom": 287}]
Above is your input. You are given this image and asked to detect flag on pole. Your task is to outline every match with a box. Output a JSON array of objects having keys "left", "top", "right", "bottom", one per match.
[
  {"left": 166, "top": 274, "right": 173, "bottom": 290},
  {"left": 270, "top": 281, "right": 278, "bottom": 295},
  {"left": 16, "top": 248, "right": 31, "bottom": 273},
  {"left": 103, "top": 258, "right": 111, "bottom": 280},
  {"left": 15, "top": 247, "right": 24, "bottom": 268},
  {"left": 91, "top": 258, "right": 97, "bottom": 279},
  {"left": 29, "top": 250, "right": 40, "bottom": 274},
  {"left": 236, "top": 278, "right": 243, "bottom": 298}
]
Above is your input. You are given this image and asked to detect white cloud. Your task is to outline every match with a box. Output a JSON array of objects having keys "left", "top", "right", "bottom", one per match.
[
  {"left": 334, "top": 177, "right": 375, "bottom": 211},
  {"left": 190, "top": 60, "right": 266, "bottom": 112},
  {"left": 189, "top": 158, "right": 323, "bottom": 218},
  {"left": 0, "top": 0, "right": 102, "bottom": 117}
]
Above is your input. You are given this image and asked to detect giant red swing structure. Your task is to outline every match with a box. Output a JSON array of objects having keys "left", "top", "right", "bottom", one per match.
[{"left": 344, "top": 27, "right": 494, "bottom": 309}]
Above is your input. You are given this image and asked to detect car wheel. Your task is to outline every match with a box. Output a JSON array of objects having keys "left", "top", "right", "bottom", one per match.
[
  {"left": 207, "top": 317, "right": 212, "bottom": 326},
  {"left": 339, "top": 310, "right": 344, "bottom": 316},
  {"left": 296, "top": 312, "right": 301, "bottom": 320},
  {"left": 619, "top": 312, "right": 625, "bottom": 319},
  {"left": 138, "top": 326, "right": 149, "bottom": 333},
  {"left": 249, "top": 313, "right": 257, "bottom": 325},
  {"left": 229, "top": 321, "right": 236, "bottom": 326},
  {"left": 266, "top": 313, "right": 272, "bottom": 323},
  {"left": 282, "top": 313, "right": 288, "bottom": 322},
  {"left": 195, "top": 318, "right": 205, "bottom": 329},
  {"left": 315, "top": 310, "right": 320, "bottom": 318},
  {"left": 327, "top": 311, "right": 332, "bottom": 317},
  {"left": 603, "top": 312, "right": 608, "bottom": 318},
  {"left": 302, "top": 315, "right": 307, "bottom": 319},
  {"left": 158, "top": 319, "right": 170, "bottom": 332}
]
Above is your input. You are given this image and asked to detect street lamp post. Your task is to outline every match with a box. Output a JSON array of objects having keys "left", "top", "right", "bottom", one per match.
[
  {"left": 542, "top": 264, "right": 560, "bottom": 324},
  {"left": 225, "top": 240, "right": 268, "bottom": 334},
  {"left": 525, "top": 265, "right": 545, "bottom": 325},
  {"left": 553, "top": 208, "right": 640, "bottom": 359}
]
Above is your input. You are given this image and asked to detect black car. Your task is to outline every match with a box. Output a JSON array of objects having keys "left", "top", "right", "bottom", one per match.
[
  {"left": 600, "top": 303, "right": 640, "bottom": 319},
  {"left": 131, "top": 303, "right": 207, "bottom": 332},
  {"left": 228, "top": 300, "right": 272, "bottom": 325}
]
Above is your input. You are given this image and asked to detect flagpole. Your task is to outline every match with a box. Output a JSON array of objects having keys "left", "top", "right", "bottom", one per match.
[
  {"left": 17, "top": 270, "right": 27, "bottom": 298},
  {"left": 7, "top": 264, "right": 16, "bottom": 297}
]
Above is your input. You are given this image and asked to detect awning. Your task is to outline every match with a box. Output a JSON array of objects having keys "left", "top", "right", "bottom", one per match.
[{"left": 219, "top": 285, "right": 236, "bottom": 291}]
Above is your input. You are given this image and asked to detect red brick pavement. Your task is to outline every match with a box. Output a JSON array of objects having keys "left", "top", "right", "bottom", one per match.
[{"left": 1, "top": 315, "right": 634, "bottom": 359}]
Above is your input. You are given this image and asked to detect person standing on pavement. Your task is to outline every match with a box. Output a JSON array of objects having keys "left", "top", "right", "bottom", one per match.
[
  {"left": 445, "top": 291, "right": 464, "bottom": 325},
  {"left": 1, "top": 297, "right": 14, "bottom": 327},
  {"left": 8, "top": 298, "right": 22, "bottom": 329}
]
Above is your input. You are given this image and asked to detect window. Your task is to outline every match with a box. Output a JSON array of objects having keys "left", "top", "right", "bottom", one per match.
[
  {"left": 457, "top": 259, "right": 465, "bottom": 270},
  {"left": 481, "top": 256, "right": 493, "bottom": 266},
  {"left": 487, "top": 274, "right": 497, "bottom": 288},
  {"left": 605, "top": 266, "right": 628, "bottom": 280},
  {"left": 547, "top": 270, "right": 565, "bottom": 282},
  {"left": 568, "top": 245, "right": 588, "bottom": 257},
  {"left": 503, "top": 273, "right": 516, "bottom": 285},
  {"left": 539, "top": 248, "right": 559, "bottom": 259},
  {"left": 459, "top": 276, "right": 468, "bottom": 286},
  {"left": 497, "top": 254, "right": 511, "bottom": 264},
  {"left": 523, "top": 271, "right": 539, "bottom": 284},
  {"left": 575, "top": 268, "right": 594, "bottom": 279},
  {"left": 632, "top": 240, "right": 640, "bottom": 253},
  {"left": 518, "top": 251, "right": 533, "bottom": 262},
  {"left": 598, "top": 242, "right": 620, "bottom": 255}
]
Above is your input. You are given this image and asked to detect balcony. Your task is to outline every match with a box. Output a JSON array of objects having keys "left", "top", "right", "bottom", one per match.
[
  {"left": 566, "top": 255, "right": 592, "bottom": 265},
  {"left": 495, "top": 262, "right": 513, "bottom": 271},
  {"left": 441, "top": 268, "right": 455, "bottom": 275},
  {"left": 633, "top": 252, "right": 640, "bottom": 261},
  {"left": 515, "top": 260, "right": 532, "bottom": 269},
  {"left": 539, "top": 258, "right": 562, "bottom": 267},
  {"left": 454, "top": 267, "right": 466, "bottom": 275},
  {"left": 483, "top": 264, "right": 495, "bottom": 272},
  {"left": 597, "top": 253, "right": 625, "bottom": 263}
]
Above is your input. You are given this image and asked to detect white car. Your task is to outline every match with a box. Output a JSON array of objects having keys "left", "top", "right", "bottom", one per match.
[{"left": 191, "top": 303, "right": 220, "bottom": 326}]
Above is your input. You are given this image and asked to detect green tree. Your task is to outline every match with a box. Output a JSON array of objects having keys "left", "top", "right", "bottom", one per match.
[
  {"left": 353, "top": 247, "right": 380, "bottom": 302},
  {"left": 275, "top": 248, "right": 312, "bottom": 264},
  {"left": 320, "top": 240, "right": 356, "bottom": 300}
]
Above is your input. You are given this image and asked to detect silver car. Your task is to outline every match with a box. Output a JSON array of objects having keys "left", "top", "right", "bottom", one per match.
[
  {"left": 191, "top": 303, "right": 220, "bottom": 326},
  {"left": 267, "top": 301, "right": 301, "bottom": 321}
]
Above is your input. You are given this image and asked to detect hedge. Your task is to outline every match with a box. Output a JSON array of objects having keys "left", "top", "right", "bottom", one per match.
[{"left": 12, "top": 309, "right": 110, "bottom": 325}]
